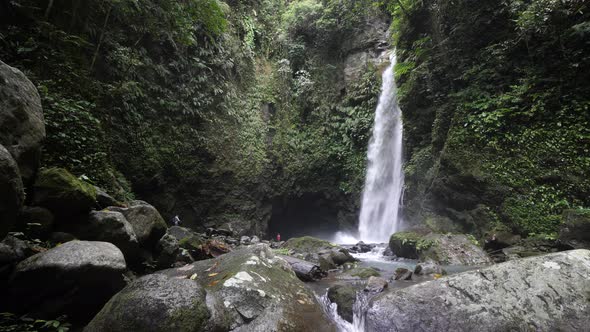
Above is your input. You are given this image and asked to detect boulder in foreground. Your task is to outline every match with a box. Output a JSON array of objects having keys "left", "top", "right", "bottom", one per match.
[
  {"left": 5, "top": 240, "right": 126, "bottom": 323},
  {"left": 86, "top": 244, "right": 335, "bottom": 331},
  {"left": 0, "top": 145, "right": 24, "bottom": 238},
  {"left": 366, "top": 249, "right": 590, "bottom": 332}
]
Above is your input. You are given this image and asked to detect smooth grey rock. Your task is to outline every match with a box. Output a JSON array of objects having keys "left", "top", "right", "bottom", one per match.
[
  {"left": 393, "top": 267, "right": 413, "bottom": 280},
  {"left": 0, "top": 145, "right": 24, "bottom": 238},
  {"left": 85, "top": 274, "right": 210, "bottom": 332},
  {"left": 240, "top": 235, "right": 251, "bottom": 245},
  {"left": 414, "top": 260, "right": 446, "bottom": 276},
  {"left": 7, "top": 241, "right": 126, "bottom": 322},
  {"left": 0, "top": 60, "right": 45, "bottom": 183},
  {"left": 365, "top": 276, "right": 388, "bottom": 293},
  {"left": 80, "top": 211, "right": 140, "bottom": 263},
  {"left": 110, "top": 203, "right": 167, "bottom": 249},
  {"left": 366, "top": 250, "right": 590, "bottom": 332}
]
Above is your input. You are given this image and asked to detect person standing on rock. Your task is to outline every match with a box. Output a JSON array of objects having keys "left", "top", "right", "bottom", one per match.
[{"left": 172, "top": 215, "right": 181, "bottom": 226}]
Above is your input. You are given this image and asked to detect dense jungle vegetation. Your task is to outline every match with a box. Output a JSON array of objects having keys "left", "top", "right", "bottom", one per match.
[{"left": 1, "top": 0, "right": 588, "bottom": 239}]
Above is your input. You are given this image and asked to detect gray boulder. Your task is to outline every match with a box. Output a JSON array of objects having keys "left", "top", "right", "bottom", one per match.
[
  {"left": 94, "top": 186, "right": 121, "bottom": 209},
  {"left": 0, "top": 60, "right": 45, "bottom": 183},
  {"left": 166, "top": 225, "right": 194, "bottom": 241},
  {"left": 77, "top": 210, "right": 140, "bottom": 263},
  {"left": 154, "top": 233, "right": 180, "bottom": 268},
  {"left": 0, "top": 145, "right": 24, "bottom": 238},
  {"left": 7, "top": 241, "right": 126, "bottom": 322},
  {"left": 366, "top": 249, "right": 590, "bottom": 332},
  {"left": 393, "top": 267, "right": 413, "bottom": 280},
  {"left": 413, "top": 260, "right": 446, "bottom": 276},
  {"left": 85, "top": 274, "right": 210, "bottom": 332},
  {"left": 365, "top": 276, "right": 388, "bottom": 293},
  {"left": 110, "top": 202, "right": 167, "bottom": 250}
]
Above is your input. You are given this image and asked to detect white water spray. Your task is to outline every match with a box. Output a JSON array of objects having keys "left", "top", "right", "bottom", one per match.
[{"left": 357, "top": 52, "right": 404, "bottom": 243}]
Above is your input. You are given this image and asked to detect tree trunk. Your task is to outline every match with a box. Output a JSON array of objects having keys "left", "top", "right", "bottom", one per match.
[{"left": 280, "top": 255, "right": 326, "bottom": 281}]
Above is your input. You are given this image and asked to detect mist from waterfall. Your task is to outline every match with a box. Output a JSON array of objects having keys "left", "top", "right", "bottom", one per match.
[{"left": 357, "top": 52, "right": 404, "bottom": 243}]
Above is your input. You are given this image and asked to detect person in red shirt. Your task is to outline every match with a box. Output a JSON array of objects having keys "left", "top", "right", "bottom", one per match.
[{"left": 276, "top": 233, "right": 281, "bottom": 242}]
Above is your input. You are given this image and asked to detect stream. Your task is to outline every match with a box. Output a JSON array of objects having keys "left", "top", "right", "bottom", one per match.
[{"left": 307, "top": 244, "right": 480, "bottom": 332}]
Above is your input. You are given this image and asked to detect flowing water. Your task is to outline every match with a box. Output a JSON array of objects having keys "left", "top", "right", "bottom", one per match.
[{"left": 357, "top": 52, "right": 405, "bottom": 243}]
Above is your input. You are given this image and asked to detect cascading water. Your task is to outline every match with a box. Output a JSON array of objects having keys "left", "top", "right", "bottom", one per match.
[{"left": 357, "top": 52, "right": 405, "bottom": 243}]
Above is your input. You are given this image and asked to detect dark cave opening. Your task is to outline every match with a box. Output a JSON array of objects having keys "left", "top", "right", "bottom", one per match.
[{"left": 268, "top": 193, "right": 342, "bottom": 241}]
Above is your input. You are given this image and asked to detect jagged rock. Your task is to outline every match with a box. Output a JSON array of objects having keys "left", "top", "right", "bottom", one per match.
[
  {"left": 366, "top": 250, "right": 590, "bottom": 332},
  {"left": 393, "top": 267, "right": 413, "bottom": 280},
  {"left": 5, "top": 241, "right": 126, "bottom": 323},
  {"left": 87, "top": 244, "right": 335, "bottom": 331},
  {"left": 17, "top": 206, "right": 54, "bottom": 239},
  {"left": 365, "top": 276, "right": 388, "bottom": 293},
  {"left": 414, "top": 260, "right": 446, "bottom": 276},
  {"left": 0, "top": 145, "right": 24, "bottom": 238},
  {"left": 155, "top": 233, "right": 180, "bottom": 269},
  {"left": 327, "top": 284, "right": 356, "bottom": 323},
  {"left": 390, "top": 231, "right": 492, "bottom": 265},
  {"left": 357, "top": 241, "right": 373, "bottom": 253},
  {"left": 559, "top": 209, "right": 590, "bottom": 249},
  {"left": 85, "top": 274, "right": 210, "bottom": 332},
  {"left": 251, "top": 235, "right": 260, "bottom": 244},
  {"left": 0, "top": 60, "right": 45, "bottom": 184},
  {"left": 109, "top": 202, "right": 167, "bottom": 250},
  {"left": 33, "top": 167, "right": 96, "bottom": 219}
]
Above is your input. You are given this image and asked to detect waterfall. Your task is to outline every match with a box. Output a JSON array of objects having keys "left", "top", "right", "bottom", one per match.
[{"left": 358, "top": 52, "right": 404, "bottom": 243}]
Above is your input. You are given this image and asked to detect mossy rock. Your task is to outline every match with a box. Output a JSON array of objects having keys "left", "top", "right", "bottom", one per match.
[
  {"left": 282, "top": 236, "right": 338, "bottom": 252},
  {"left": 327, "top": 284, "right": 357, "bottom": 322},
  {"left": 33, "top": 167, "right": 96, "bottom": 218},
  {"left": 389, "top": 231, "right": 433, "bottom": 259},
  {"left": 338, "top": 267, "right": 380, "bottom": 279}
]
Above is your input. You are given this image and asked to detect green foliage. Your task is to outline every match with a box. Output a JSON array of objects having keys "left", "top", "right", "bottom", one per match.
[
  {"left": 0, "top": 313, "right": 71, "bottom": 332},
  {"left": 393, "top": 0, "right": 590, "bottom": 237}
]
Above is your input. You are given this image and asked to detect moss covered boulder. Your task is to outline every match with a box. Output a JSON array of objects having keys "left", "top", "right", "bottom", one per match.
[
  {"left": 281, "top": 236, "right": 355, "bottom": 270},
  {"left": 390, "top": 231, "right": 492, "bottom": 265},
  {"left": 109, "top": 201, "right": 167, "bottom": 250},
  {"left": 85, "top": 274, "right": 210, "bottom": 332},
  {"left": 327, "top": 284, "right": 357, "bottom": 323},
  {"left": 33, "top": 168, "right": 96, "bottom": 219},
  {"left": 337, "top": 266, "right": 381, "bottom": 280},
  {"left": 559, "top": 209, "right": 590, "bottom": 249}
]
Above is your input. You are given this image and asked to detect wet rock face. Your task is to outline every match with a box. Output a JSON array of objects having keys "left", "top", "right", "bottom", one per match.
[
  {"left": 0, "top": 145, "right": 24, "bottom": 238},
  {"left": 5, "top": 241, "right": 126, "bottom": 323},
  {"left": 366, "top": 250, "right": 590, "bottom": 332},
  {"left": 0, "top": 60, "right": 45, "bottom": 184}
]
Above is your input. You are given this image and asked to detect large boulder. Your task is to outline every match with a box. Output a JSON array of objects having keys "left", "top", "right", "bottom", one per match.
[
  {"left": 87, "top": 244, "right": 336, "bottom": 331},
  {"left": 366, "top": 249, "right": 590, "bottom": 332},
  {"left": 109, "top": 201, "right": 167, "bottom": 250},
  {"left": 75, "top": 210, "right": 141, "bottom": 264},
  {"left": 33, "top": 168, "right": 97, "bottom": 219},
  {"left": 281, "top": 236, "right": 356, "bottom": 271},
  {"left": 559, "top": 209, "right": 590, "bottom": 249},
  {"left": 0, "top": 145, "right": 24, "bottom": 238},
  {"left": 389, "top": 231, "right": 492, "bottom": 265},
  {"left": 5, "top": 241, "right": 126, "bottom": 323},
  {"left": 85, "top": 274, "right": 210, "bottom": 332},
  {"left": 0, "top": 60, "right": 45, "bottom": 184}
]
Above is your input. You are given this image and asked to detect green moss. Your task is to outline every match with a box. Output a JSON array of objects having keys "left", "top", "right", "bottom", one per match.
[
  {"left": 178, "top": 235, "right": 204, "bottom": 250},
  {"left": 282, "top": 236, "right": 337, "bottom": 252},
  {"left": 33, "top": 167, "right": 97, "bottom": 216},
  {"left": 348, "top": 267, "right": 380, "bottom": 279},
  {"left": 167, "top": 298, "right": 210, "bottom": 331}
]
